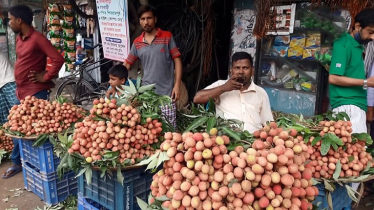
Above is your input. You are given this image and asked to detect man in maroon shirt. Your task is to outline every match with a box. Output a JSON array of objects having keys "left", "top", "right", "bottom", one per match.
[{"left": 2, "top": 5, "right": 64, "bottom": 178}]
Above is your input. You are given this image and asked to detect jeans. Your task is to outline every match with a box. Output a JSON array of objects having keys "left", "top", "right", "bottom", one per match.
[{"left": 10, "top": 90, "right": 50, "bottom": 166}]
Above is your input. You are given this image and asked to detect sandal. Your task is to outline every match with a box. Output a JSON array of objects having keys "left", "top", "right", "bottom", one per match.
[{"left": 2, "top": 165, "right": 22, "bottom": 179}]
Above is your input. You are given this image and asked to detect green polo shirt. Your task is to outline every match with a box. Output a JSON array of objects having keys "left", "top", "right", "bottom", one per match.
[{"left": 329, "top": 33, "right": 367, "bottom": 111}]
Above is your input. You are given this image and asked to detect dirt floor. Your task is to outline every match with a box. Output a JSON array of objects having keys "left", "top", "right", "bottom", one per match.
[{"left": 0, "top": 161, "right": 45, "bottom": 210}]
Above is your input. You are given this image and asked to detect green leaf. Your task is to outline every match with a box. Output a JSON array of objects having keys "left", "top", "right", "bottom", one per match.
[
  {"left": 136, "top": 197, "right": 149, "bottom": 210},
  {"left": 323, "top": 179, "right": 334, "bottom": 192},
  {"left": 207, "top": 98, "right": 216, "bottom": 113},
  {"left": 304, "top": 134, "right": 312, "bottom": 144},
  {"left": 321, "top": 140, "right": 331, "bottom": 156},
  {"left": 85, "top": 166, "right": 93, "bottom": 186},
  {"left": 345, "top": 184, "right": 359, "bottom": 202},
  {"left": 347, "top": 156, "right": 354, "bottom": 163},
  {"left": 155, "top": 195, "right": 170, "bottom": 202},
  {"left": 221, "top": 127, "right": 241, "bottom": 141},
  {"left": 228, "top": 178, "right": 238, "bottom": 188},
  {"left": 117, "top": 166, "right": 124, "bottom": 185},
  {"left": 184, "top": 116, "right": 209, "bottom": 132},
  {"left": 227, "top": 142, "right": 243, "bottom": 151},
  {"left": 311, "top": 136, "right": 322, "bottom": 146},
  {"left": 136, "top": 75, "right": 142, "bottom": 89},
  {"left": 156, "top": 152, "right": 166, "bottom": 169},
  {"left": 327, "top": 192, "right": 333, "bottom": 210},
  {"left": 362, "top": 161, "right": 372, "bottom": 175},
  {"left": 206, "top": 117, "right": 217, "bottom": 133},
  {"left": 67, "top": 154, "right": 73, "bottom": 168},
  {"left": 333, "top": 160, "right": 341, "bottom": 180},
  {"left": 138, "top": 84, "right": 156, "bottom": 93},
  {"left": 324, "top": 133, "right": 343, "bottom": 146},
  {"left": 330, "top": 142, "right": 338, "bottom": 151},
  {"left": 138, "top": 152, "right": 159, "bottom": 166},
  {"left": 75, "top": 167, "right": 87, "bottom": 178},
  {"left": 339, "top": 112, "right": 350, "bottom": 121},
  {"left": 146, "top": 157, "right": 159, "bottom": 171},
  {"left": 352, "top": 133, "right": 373, "bottom": 145}
]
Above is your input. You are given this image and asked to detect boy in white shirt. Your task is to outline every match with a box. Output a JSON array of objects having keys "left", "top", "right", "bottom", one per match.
[
  {"left": 0, "top": 52, "right": 16, "bottom": 124},
  {"left": 106, "top": 64, "right": 129, "bottom": 98}
]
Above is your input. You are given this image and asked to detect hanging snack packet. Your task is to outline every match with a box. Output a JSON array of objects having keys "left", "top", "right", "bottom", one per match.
[
  {"left": 63, "top": 16, "right": 74, "bottom": 28},
  {"left": 63, "top": 28, "right": 75, "bottom": 39},
  {"left": 65, "top": 51, "right": 76, "bottom": 63},
  {"left": 50, "top": 37, "right": 61, "bottom": 48},
  {"left": 65, "top": 63, "right": 75, "bottom": 72},
  {"left": 49, "top": 25, "right": 61, "bottom": 37},
  {"left": 48, "top": 3, "right": 59, "bottom": 13},
  {"left": 49, "top": 13, "right": 60, "bottom": 25},
  {"left": 63, "top": 4, "right": 73, "bottom": 15},
  {"left": 64, "top": 40, "right": 76, "bottom": 51}
]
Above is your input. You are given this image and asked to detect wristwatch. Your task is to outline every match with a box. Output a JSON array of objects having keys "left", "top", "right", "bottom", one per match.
[{"left": 363, "top": 79, "right": 368, "bottom": 90}]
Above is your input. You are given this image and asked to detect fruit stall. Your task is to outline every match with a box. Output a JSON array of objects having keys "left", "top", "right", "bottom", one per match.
[{"left": 1, "top": 75, "right": 374, "bottom": 210}]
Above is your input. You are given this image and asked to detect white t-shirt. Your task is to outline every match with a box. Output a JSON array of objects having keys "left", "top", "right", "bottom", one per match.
[{"left": 0, "top": 53, "right": 14, "bottom": 88}]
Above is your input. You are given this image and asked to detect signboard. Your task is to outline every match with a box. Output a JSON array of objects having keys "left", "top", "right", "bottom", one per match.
[{"left": 96, "top": 0, "right": 130, "bottom": 62}]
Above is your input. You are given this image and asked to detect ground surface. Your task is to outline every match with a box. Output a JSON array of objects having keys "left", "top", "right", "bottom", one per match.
[{"left": 0, "top": 161, "right": 45, "bottom": 210}]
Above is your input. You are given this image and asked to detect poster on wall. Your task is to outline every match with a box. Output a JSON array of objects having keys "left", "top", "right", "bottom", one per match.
[
  {"left": 96, "top": 0, "right": 130, "bottom": 62},
  {"left": 267, "top": 4, "right": 296, "bottom": 35},
  {"left": 231, "top": 9, "right": 257, "bottom": 64}
]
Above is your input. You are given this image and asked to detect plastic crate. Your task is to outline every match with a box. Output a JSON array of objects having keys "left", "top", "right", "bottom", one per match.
[
  {"left": 78, "top": 193, "right": 107, "bottom": 210},
  {"left": 78, "top": 167, "right": 153, "bottom": 210},
  {"left": 19, "top": 138, "right": 59, "bottom": 175},
  {"left": 312, "top": 183, "right": 352, "bottom": 210},
  {"left": 22, "top": 161, "right": 78, "bottom": 205}
]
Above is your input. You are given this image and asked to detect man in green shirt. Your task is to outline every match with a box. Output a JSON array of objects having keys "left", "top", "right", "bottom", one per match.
[{"left": 329, "top": 8, "right": 374, "bottom": 133}]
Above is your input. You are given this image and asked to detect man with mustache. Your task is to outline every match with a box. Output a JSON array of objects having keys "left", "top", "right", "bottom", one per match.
[
  {"left": 329, "top": 8, "right": 374, "bottom": 134},
  {"left": 107, "top": 5, "right": 182, "bottom": 130},
  {"left": 194, "top": 52, "right": 273, "bottom": 133}
]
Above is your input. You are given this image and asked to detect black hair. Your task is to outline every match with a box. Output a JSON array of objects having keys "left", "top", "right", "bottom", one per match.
[
  {"left": 232, "top": 52, "right": 253, "bottom": 66},
  {"left": 137, "top": 5, "right": 157, "bottom": 18},
  {"left": 108, "top": 64, "right": 128, "bottom": 80},
  {"left": 354, "top": 8, "right": 374, "bottom": 29},
  {"left": 9, "top": 4, "right": 33, "bottom": 26}
]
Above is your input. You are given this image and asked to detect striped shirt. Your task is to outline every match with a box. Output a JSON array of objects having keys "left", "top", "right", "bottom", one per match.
[{"left": 125, "top": 28, "right": 181, "bottom": 96}]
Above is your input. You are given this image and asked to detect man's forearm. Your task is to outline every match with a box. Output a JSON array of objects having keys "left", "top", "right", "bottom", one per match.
[
  {"left": 329, "top": 75, "right": 364, "bottom": 87},
  {"left": 174, "top": 57, "right": 182, "bottom": 87},
  {"left": 123, "top": 61, "right": 131, "bottom": 71},
  {"left": 193, "top": 86, "right": 225, "bottom": 104}
]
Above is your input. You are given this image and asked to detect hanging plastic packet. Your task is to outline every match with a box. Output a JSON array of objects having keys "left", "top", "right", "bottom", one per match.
[
  {"left": 48, "top": 3, "right": 59, "bottom": 13},
  {"left": 65, "top": 51, "right": 76, "bottom": 63},
  {"left": 49, "top": 13, "right": 61, "bottom": 25},
  {"left": 63, "top": 16, "right": 74, "bottom": 28},
  {"left": 50, "top": 37, "right": 61, "bottom": 48},
  {"left": 65, "top": 63, "right": 74, "bottom": 72},
  {"left": 63, "top": 4, "right": 73, "bottom": 15},
  {"left": 63, "top": 28, "right": 75, "bottom": 39},
  {"left": 64, "top": 40, "right": 76, "bottom": 51},
  {"left": 49, "top": 25, "right": 61, "bottom": 37}
]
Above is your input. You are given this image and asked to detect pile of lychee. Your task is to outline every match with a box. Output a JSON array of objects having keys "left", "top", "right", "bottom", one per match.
[
  {"left": 4, "top": 96, "right": 85, "bottom": 136},
  {"left": 0, "top": 130, "right": 13, "bottom": 152},
  {"left": 306, "top": 120, "right": 373, "bottom": 179},
  {"left": 70, "top": 98, "right": 162, "bottom": 164},
  {"left": 150, "top": 125, "right": 319, "bottom": 210}
]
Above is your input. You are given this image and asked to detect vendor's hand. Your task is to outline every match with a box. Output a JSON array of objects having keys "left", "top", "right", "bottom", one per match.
[
  {"left": 171, "top": 84, "right": 181, "bottom": 102},
  {"left": 367, "top": 106, "right": 374, "bottom": 123},
  {"left": 222, "top": 75, "right": 243, "bottom": 92},
  {"left": 28, "top": 71, "right": 46, "bottom": 83},
  {"left": 106, "top": 88, "right": 116, "bottom": 99}
]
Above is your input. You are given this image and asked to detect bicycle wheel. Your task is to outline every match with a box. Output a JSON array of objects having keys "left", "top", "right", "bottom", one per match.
[{"left": 56, "top": 79, "right": 99, "bottom": 107}]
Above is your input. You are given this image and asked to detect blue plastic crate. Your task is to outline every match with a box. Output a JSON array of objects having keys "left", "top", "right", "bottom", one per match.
[
  {"left": 22, "top": 161, "right": 78, "bottom": 205},
  {"left": 78, "top": 167, "right": 153, "bottom": 210},
  {"left": 312, "top": 183, "right": 352, "bottom": 210},
  {"left": 19, "top": 138, "right": 59, "bottom": 175},
  {"left": 78, "top": 193, "right": 107, "bottom": 210}
]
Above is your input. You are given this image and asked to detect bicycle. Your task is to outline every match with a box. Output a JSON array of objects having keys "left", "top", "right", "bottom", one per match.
[{"left": 55, "top": 43, "right": 112, "bottom": 107}]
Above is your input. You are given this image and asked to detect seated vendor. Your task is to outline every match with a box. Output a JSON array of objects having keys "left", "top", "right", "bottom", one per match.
[{"left": 193, "top": 52, "right": 274, "bottom": 133}]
